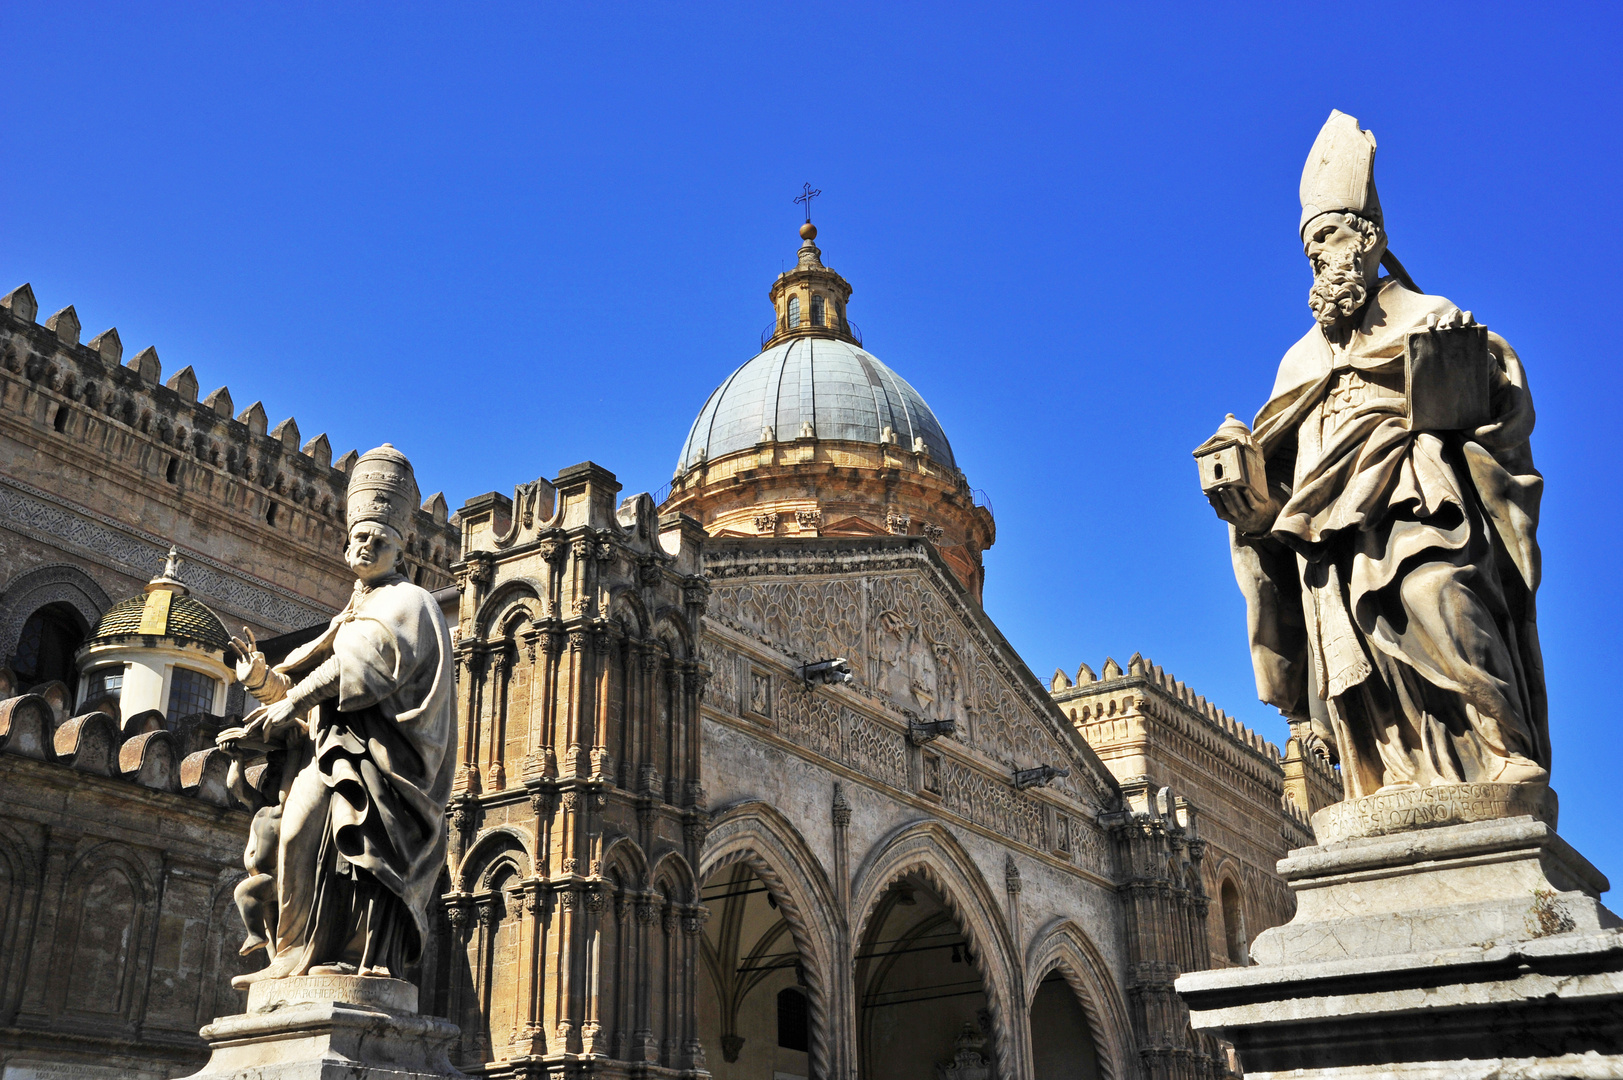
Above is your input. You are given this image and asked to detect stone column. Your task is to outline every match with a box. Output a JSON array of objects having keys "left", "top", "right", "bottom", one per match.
[
  {"left": 633, "top": 895, "right": 658, "bottom": 1062},
  {"left": 511, "top": 880, "right": 547, "bottom": 1058},
  {"left": 831, "top": 784, "right": 855, "bottom": 1080},
  {"left": 487, "top": 649, "right": 509, "bottom": 790}
]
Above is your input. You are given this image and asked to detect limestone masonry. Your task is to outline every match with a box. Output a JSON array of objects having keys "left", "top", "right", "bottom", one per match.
[{"left": 5, "top": 164, "right": 1597, "bottom": 1080}]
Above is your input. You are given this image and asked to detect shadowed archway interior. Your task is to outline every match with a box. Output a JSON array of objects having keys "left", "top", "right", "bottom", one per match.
[
  {"left": 1031, "top": 970, "right": 1101, "bottom": 1080},
  {"left": 858, "top": 873, "right": 992, "bottom": 1080},
  {"left": 698, "top": 861, "right": 813, "bottom": 1080}
]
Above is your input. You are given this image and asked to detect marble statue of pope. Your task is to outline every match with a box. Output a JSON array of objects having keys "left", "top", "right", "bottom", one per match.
[
  {"left": 221, "top": 444, "right": 455, "bottom": 984},
  {"left": 1205, "top": 112, "right": 1549, "bottom": 799}
]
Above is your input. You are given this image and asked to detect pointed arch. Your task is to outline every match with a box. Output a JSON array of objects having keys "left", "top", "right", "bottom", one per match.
[
  {"left": 473, "top": 578, "right": 545, "bottom": 640},
  {"left": 607, "top": 587, "right": 649, "bottom": 639},
  {"left": 0, "top": 822, "right": 36, "bottom": 1014},
  {"left": 850, "top": 818, "right": 1022, "bottom": 1080},
  {"left": 59, "top": 841, "right": 155, "bottom": 1021},
  {"left": 650, "top": 848, "right": 697, "bottom": 901},
  {"left": 653, "top": 606, "right": 694, "bottom": 658},
  {"left": 454, "top": 825, "right": 537, "bottom": 891},
  {"left": 1025, "top": 918, "right": 1134, "bottom": 1080},
  {"left": 601, "top": 833, "right": 650, "bottom": 886},
  {"left": 701, "top": 800, "right": 843, "bottom": 1080}
]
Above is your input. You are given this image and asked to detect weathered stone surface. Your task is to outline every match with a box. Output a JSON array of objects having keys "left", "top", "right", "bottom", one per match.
[
  {"left": 1250, "top": 815, "right": 1616, "bottom": 965},
  {"left": 0, "top": 749, "right": 255, "bottom": 1077},
  {"left": 1178, "top": 817, "right": 1623, "bottom": 1075},
  {"left": 1180, "top": 930, "right": 1623, "bottom": 1078},
  {"left": 184, "top": 975, "right": 462, "bottom": 1079},
  {"left": 0, "top": 293, "right": 459, "bottom": 651},
  {"left": 1311, "top": 781, "right": 1557, "bottom": 844}
]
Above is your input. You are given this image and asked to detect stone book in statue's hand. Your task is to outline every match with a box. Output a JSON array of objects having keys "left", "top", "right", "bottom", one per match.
[
  {"left": 1405, "top": 318, "right": 1493, "bottom": 433},
  {"left": 217, "top": 707, "right": 280, "bottom": 755}
]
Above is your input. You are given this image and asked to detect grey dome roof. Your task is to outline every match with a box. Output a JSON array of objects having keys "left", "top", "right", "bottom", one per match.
[{"left": 678, "top": 337, "right": 956, "bottom": 473}]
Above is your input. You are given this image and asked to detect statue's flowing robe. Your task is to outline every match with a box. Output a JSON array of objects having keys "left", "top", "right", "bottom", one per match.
[
  {"left": 249, "top": 574, "right": 455, "bottom": 980},
  {"left": 1232, "top": 277, "right": 1548, "bottom": 797}
]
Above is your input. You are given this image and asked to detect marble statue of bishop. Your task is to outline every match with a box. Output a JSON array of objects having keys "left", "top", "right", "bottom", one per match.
[
  {"left": 1204, "top": 111, "right": 1549, "bottom": 799},
  {"left": 221, "top": 443, "right": 456, "bottom": 985}
]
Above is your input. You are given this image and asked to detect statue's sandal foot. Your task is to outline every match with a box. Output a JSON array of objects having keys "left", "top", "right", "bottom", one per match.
[
  {"left": 308, "top": 962, "right": 359, "bottom": 976},
  {"left": 238, "top": 933, "right": 268, "bottom": 957}
]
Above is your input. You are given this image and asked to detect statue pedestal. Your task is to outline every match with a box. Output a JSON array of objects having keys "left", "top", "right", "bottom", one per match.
[
  {"left": 1177, "top": 800, "right": 1623, "bottom": 1078},
  {"left": 183, "top": 975, "right": 464, "bottom": 1079}
]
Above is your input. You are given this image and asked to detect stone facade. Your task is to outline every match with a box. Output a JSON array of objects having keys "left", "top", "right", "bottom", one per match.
[
  {"left": 0, "top": 282, "right": 456, "bottom": 670},
  {"left": 0, "top": 226, "right": 1328, "bottom": 1080},
  {"left": 0, "top": 285, "right": 460, "bottom": 1078},
  {"left": 427, "top": 462, "right": 1243, "bottom": 1079},
  {"left": 0, "top": 692, "right": 254, "bottom": 1078},
  {"left": 1050, "top": 657, "right": 1340, "bottom": 969}
]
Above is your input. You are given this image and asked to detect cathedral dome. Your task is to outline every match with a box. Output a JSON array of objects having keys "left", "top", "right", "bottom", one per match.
[
  {"left": 677, "top": 337, "right": 956, "bottom": 474},
  {"left": 661, "top": 216, "right": 995, "bottom": 601}
]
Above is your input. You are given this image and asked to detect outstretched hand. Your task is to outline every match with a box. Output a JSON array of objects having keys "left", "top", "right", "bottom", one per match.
[
  {"left": 230, "top": 626, "right": 266, "bottom": 687},
  {"left": 252, "top": 697, "right": 305, "bottom": 743}
]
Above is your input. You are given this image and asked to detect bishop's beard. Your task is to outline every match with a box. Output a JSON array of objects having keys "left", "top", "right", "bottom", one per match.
[{"left": 1309, "top": 248, "right": 1368, "bottom": 330}]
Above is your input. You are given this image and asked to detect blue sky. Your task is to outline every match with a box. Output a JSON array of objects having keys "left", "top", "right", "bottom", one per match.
[{"left": 4, "top": 4, "right": 1620, "bottom": 881}]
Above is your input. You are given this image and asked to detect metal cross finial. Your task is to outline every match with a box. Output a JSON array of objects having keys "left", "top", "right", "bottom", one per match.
[{"left": 794, "top": 183, "right": 821, "bottom": 222}]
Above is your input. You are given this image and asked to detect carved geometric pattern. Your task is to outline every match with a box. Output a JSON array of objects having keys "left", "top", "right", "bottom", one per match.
[
  {"left": 0, "top": 478, "right": 329, "bottom": 630},
  {"left": 712, "top": 564, "right": 1088, "bottom": 802},
  {"left": 772, "top": 681, "right": 907, "bottom": 790},
  {"left": 938, "top": 755, "right": 1046, "bottom": 849}
]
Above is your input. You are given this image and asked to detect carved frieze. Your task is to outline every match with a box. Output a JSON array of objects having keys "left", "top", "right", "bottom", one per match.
[
  {"left": 710, "top": 577, "right": 866, "bottom": 686},
  {"left": 699, "top": 639, "right": 740, "bottom": 714},
  {"left": 938, "top": 755, "right": 1046, "bottom": 850},
  {"left": 0, "top": 477, "right": 328, "bottom": 629}
]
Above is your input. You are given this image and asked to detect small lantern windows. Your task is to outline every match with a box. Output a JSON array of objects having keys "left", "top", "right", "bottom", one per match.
[
  {"left": 811, "top": 295, "right": 825, "bottom": 327},
  {"left": 787, "top": 295, "right": 801, "bottom": 328}
]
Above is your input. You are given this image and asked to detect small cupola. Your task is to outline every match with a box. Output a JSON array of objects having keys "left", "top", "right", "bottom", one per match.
[
  {"left": 765, "top": 219, "right": 859, "bottom": 349},
  {"left": 76, "top": 546, "right": 233, "bottom": 724}
]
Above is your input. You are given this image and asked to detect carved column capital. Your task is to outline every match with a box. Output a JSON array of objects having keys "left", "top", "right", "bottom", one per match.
[
  {"left": 443, "top": 896, "right": 474, "bottom": 937},
  {"left": 539, "top": 537, "right": 568, "bottom": 565},
  {"left": 476, "top": 898, "right": 501, "bottom": 928}
]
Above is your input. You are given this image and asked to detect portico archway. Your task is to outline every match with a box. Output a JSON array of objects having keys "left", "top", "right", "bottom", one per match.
[
  {"left": 857, "top": 873, "right": 993, "bottom": 1080},
  {"left": 1030, "top": 970, "right": 1101, "bottom": 1080},
  {"left": 698, "top": 861, "right": 815, "bottom": 1080}
]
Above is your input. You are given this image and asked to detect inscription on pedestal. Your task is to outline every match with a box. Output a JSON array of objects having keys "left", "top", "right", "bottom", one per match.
[
  {"left": 3, "top": 1064, "right": 143, "bottom": 1080},
  {"left": 1311, "top": 782, "right": 1557, "bottom": 844}
]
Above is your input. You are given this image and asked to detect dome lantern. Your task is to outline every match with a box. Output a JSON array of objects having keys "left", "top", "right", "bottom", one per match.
[{"left": 765, "top": 219, "right": 859, "bottom": 349}]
